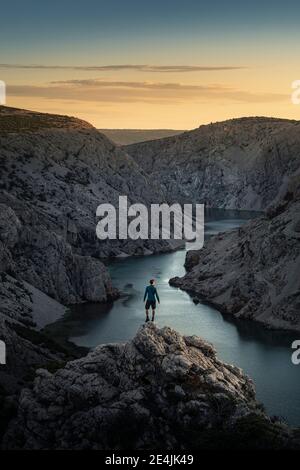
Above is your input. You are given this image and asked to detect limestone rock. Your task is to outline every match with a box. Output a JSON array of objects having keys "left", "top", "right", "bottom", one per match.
[{"left": 3, "top": 323, "right": 296, "bottom": 450}]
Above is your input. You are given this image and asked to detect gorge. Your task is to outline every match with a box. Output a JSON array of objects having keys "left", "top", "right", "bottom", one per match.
[{"left": 0, "top": 106, "right": 300, "bottom": 449}]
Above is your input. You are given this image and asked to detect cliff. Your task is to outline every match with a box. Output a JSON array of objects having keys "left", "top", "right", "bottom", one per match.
[
  {"left": 0, "top": 106, "right": 180, "bottom": 304},
  {"left": 170, "top": 178, "right": 300, "bottom": 332},
  {"left": 126, "top": 117, "right": 300, "bottom": 210}
]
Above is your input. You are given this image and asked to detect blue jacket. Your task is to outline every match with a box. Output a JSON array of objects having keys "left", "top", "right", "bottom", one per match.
[{"left": 144, "top": 285, "right": 160, "bottom": 302}]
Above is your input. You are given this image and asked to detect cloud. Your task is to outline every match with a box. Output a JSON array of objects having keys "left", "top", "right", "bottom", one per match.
[
  {"left": 50, "top": 79, "right": 229, "bottom": 90},
  {"left": 6, "top": 80, "right": 288, "bottom": 105},
  {"left": 0, "top": 63, "right": 246, "bottom": 73}
]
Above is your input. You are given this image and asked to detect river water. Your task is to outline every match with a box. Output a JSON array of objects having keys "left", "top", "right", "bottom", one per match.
[{"left": 55, "top": 209, "right": 300, "bottom": 426}]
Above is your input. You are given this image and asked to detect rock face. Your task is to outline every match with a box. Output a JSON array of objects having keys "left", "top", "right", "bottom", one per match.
[
  {"left": 3, "top": 323, "right": 295, "bottom": 450},
  {"left": 0, "top": 107, "right": 179, "bottom": 306},
  {"left": 170, "top": 179, "right": 300, "bottom": 332},
  {"left": 0, "top": 201, "right": 116, "bottom": 306},
  {"left": 126, "top": 117, "right": 300, "bottom": 210}
]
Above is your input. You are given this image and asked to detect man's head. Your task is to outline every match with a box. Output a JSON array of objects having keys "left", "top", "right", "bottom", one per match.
[{"left": 150, "top": 279, "right": 155, "bottom": 285}]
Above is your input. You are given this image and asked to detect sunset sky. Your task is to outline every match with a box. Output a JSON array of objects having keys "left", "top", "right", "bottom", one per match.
[{"left": 1, "top": 0, "right": 300, "bottom": 129}]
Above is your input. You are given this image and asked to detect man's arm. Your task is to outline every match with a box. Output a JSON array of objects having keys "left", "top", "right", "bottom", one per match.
[
  {"left": 155, "top": 288, "right": 160, "bottom": 303},
  {"left": 143, "top": 287, "right": 148, "bottom": 302}
]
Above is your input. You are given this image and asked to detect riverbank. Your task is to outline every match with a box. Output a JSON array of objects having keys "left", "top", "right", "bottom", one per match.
[{"left": 170, "top": 181, "right": 300, "bottom": 333}]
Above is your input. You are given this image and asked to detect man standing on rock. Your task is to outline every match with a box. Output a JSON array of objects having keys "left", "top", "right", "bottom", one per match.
[{"left": 144, "top": 279, "right": 160, "bottom": 322}]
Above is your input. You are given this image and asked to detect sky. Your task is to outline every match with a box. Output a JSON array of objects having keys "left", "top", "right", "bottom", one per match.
[{"left": 1, "top": 0, "right": 300, "bottom": 129}]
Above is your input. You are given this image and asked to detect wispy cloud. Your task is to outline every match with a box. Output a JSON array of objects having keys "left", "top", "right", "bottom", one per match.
[
  {"left": 50, "top": 79, "right": 228, "bottom": 90},
  {"left": 0, "top": 63, "right": 246, "bottom": 73},
  {"left": 7, "top": 80, "right": 287, "bottom": 105}
]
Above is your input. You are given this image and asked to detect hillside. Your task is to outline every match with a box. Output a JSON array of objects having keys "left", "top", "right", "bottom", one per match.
[
  {"left": 0, "top": 106, "right": 179, "bottom": 302},
  {"left": 126, "top": 117, "right": 300, "bottom": 210},
  {"left": 0, "top": 106, "right": 93, "bottom": 134}
]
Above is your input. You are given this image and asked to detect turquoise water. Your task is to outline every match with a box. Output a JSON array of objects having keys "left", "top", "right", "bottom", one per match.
[{"left": 66, "top": 210, "right": 300, "bottom": 426}]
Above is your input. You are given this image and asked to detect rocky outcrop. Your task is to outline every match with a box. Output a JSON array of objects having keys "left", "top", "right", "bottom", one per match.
[
  {"left": 3, "top": 323, "right": 296, "bottom": 450},
  {"left": 170, "top": 179, "right": 300, "bottom": 332},
  {"left": 0, "top": 200, "right": 116, "bottom": 305},
  {"left": 126, "top": 117, "right": 300, "bottom": 210}
]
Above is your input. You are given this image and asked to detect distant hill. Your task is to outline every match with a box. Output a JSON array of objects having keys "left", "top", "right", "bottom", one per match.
[
  {"left": 98, "top": 129, "right": 185, "bottom": 145},
  {"left": 0, "top": 105, "right": 94, "bottom": 134}
]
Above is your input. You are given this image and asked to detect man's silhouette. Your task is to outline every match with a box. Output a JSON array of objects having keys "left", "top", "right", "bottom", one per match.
[{"left": 143, "top": 279, "right": 160, "bottom": 322}]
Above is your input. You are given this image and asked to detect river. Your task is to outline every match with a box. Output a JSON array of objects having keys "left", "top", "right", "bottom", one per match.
[{"left": 50, "top": 209, "right": 300, "bottom": 426}]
